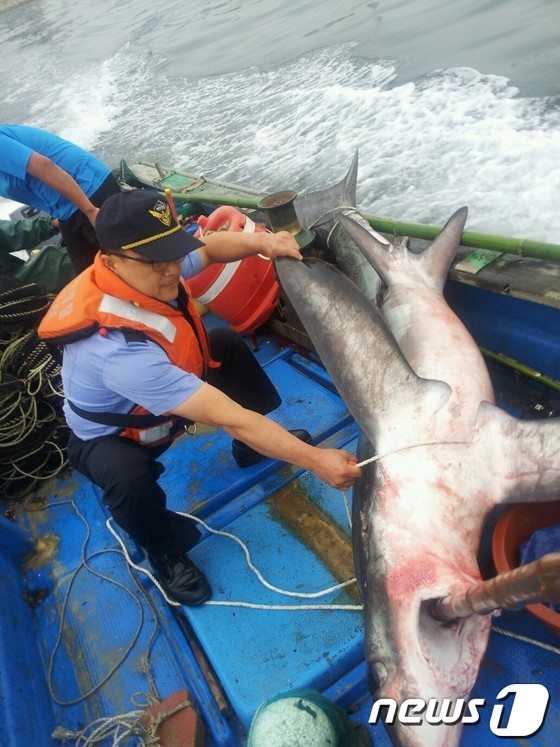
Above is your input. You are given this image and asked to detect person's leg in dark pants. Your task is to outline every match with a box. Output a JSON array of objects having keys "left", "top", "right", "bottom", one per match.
[
  {"left": 206, "top": 327, "right": 311, "bottom": 466},
  {"left": 59, "top": 173, "right": 121, "bottom": 274},
  {"left": 206, "top": 327, "right": 281, "bottom": 414},
  {"left": 67, "top": 432, "right": 210, "bottom": 605}
]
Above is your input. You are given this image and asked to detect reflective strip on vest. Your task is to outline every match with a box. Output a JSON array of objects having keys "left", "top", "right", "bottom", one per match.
[
  {"left": 136, "top": 421, "right": 174, "bottom": 445},
  {"left": 99, "top": 294, "right": 177, "bottom": 343},
  {"left": 195, "top": 215, "right": 258, "bottom": 305}
]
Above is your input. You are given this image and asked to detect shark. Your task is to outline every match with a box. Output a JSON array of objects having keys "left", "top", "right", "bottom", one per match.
[{"left": 276, "top": 206, "right": 560, "bottom": 746}]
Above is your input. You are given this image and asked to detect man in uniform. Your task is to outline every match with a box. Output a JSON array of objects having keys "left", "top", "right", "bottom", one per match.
[{"left": 38, "top": 190, "right": 361, "bottom": 605}]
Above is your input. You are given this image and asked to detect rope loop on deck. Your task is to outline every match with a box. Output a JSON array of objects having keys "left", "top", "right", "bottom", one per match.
[{"left": 51, "top": 696, "right": 192, "bottom": 746}]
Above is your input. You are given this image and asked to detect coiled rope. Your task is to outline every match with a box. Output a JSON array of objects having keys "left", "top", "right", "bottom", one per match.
[{"left": 0, "top": 274, "right": 68, "bottom": 501}]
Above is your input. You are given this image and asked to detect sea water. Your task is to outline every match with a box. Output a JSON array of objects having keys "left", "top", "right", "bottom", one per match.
[{"left": 0, "top": 0, "right": 559, "bottom": 242}]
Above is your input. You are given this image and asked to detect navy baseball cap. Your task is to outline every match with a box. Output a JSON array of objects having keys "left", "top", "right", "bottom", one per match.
[{"left": 95, "top": 190, "right": 204, "bottom": 260}]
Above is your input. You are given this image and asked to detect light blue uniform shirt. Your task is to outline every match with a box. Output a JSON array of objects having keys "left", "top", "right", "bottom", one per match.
[
  {"left": 0, "top": 124, "right": 110, "bottom": 220},
  {"left": 62, "top": 251, "right": 206, "bottom": 440}
]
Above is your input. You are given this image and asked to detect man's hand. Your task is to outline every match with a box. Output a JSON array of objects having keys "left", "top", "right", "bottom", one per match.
[
  {"left": 27, "top": 152, "right": 100, "bottom": 225},
  {"left": 199, "top": 228, "right": 303, "bottom": 269},
  {"left": 172, "top": 383, "right": 362, "bottom": 491},
  {"left": 257, "top": 230, "right": 303, "bottom": 261},
  {"left": 308, "top": 448, "right": 362, "bottom": 491}
]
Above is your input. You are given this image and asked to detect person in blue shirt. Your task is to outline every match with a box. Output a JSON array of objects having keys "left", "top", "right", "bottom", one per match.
[
  {"left": 0, "top": 124, "right": 120, "bottom": 273},
  {"left": 38, "top": 190, "right": 362, "bottom": 606}
]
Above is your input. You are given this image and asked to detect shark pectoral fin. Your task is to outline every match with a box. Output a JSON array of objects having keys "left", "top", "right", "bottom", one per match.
[
  {"left": 421, "top": 377, "right": 454, "bottom": 418},
  {"left": 474, "top": 401, "right": 560, "bottom": 503},
  {"left": 373, "top": 375, "right": 452, "bottom": 450}
]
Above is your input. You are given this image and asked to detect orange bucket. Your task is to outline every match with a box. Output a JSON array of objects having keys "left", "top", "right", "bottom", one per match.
[
  {"left": 190, "top": 207, "right": 280, "bottom": 335},
  {"left": 492, "top": 500, "right": 560, "bottom": 636}
]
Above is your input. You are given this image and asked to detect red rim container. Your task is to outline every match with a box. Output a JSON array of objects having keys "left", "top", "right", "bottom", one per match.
[{"left": 492, "top": 500, "right": 560, "bottom": 636}]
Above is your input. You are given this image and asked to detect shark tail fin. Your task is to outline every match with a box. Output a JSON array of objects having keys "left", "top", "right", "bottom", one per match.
[
  {"left": 419, "top": 207, "right": 468, "bottom": 290},
  {"left": 294, "top": 150, "right": 358, "bottom": 229},
  {"left": 336, "top": 207, "right": 468, "bottom": 291},
  {"left": 336, "top": 212, "right": 395, "bottom": 287}
]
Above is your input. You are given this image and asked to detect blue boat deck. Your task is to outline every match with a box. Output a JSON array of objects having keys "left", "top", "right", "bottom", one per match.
[{"left": 2, "top": 309, "right": 560, "bottom": 745}]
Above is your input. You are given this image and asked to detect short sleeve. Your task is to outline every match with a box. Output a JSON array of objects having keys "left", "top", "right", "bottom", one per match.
[
  {"left": 0, "top": 134, "right": 32, "bottom": 180},
  {"left": 181, "top": 248, "right": 203, "bottom": 279}
]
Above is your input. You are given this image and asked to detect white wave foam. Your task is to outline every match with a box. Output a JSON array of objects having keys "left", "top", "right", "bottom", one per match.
[{"left": 4, "top": 43, "right": 560, "bottom": 242}]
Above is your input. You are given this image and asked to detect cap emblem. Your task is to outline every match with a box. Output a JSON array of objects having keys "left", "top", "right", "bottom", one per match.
[{"left": 149, "top": 200, "right": 172, "bottom": 227}]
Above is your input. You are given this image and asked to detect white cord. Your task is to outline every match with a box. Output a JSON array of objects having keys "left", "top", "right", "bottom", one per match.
[
  {"left": 107, "top": 514, "right": 362, "bottom": 612},
  {"left": 355, "top": 439, "right": 470, "bottom": 469},
  {"left": 492, "top": 626, "right": 560, "bottom": 656}
]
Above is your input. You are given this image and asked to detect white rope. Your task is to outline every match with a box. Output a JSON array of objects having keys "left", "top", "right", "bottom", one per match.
[
  {"left": 19, "top": 498, "right": 192, "bottom": 745},
  {"left": 107, "top": 439, "right": 473, "bottom": 611},
  {"left": 52, "top": 712, "right": 145, "bottom": 747},
  {"left": 107, "top": 514, "right": 362, "bottom": 612},
  {"left": 342, "top": 439, "right": 471, "bottom": 528},
  {"left": 107, "top": 519, "right": 181, "bottom": 608},
  {"left": 180, "top": 512, "right": 357, "bottom": 598},
  {"left": 51, "top": 694, "right": 192, "bottom": 746},
  {"left": 492, "top": 626, "right": 560, "bottom": 656},
  {"left": 355, "top": 439, "right": 470, "bottom": 469}
]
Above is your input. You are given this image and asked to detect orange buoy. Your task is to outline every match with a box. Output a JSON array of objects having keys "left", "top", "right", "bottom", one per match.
[{"left": 191, "top": 206, "right": 280, "bottom": 335}]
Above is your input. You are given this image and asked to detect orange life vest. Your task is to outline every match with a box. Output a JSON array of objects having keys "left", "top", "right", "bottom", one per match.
[{"left": 38, "top": 252, "right": 219, "bottom": 446}]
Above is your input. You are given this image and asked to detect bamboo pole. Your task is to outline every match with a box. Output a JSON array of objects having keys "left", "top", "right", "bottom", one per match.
[
  {"left": 167, "top": 189, "right": 266, "bottom": 212},
  {"left": 431, "top": 553, "right": 560, "bottom": 621},
  {"left": 362, "top": 213, "right": 560, "bottom": 262},
  {"left": 165, "top": 188, "right": 560, "bottom": 263},
  {"left": 480, "top": 348, "right": 560, "bottom": 394}
]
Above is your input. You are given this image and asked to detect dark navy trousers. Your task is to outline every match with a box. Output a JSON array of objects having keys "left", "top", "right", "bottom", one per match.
[
  {"left": 59, "top": 172, "right": 121, "bottom": 274},
  {"left": 67, "top": 328, "right": 281, "bottom": 557}
]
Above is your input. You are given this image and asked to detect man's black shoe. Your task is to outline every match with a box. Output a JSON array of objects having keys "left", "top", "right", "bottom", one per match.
[
  {"left": 149, "top": 552, "right": 211, "bottom": 606},
  {"left": 232, "top": 429, "right": 312, "bottom": 468}
]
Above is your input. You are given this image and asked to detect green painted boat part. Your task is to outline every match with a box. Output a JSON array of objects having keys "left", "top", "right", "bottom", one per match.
[
  {"left": 166, "top": 188, "right": 560, "bottom": 263},
  {"left": 168, "top": 188, "right": 266, "bottom": 211}
]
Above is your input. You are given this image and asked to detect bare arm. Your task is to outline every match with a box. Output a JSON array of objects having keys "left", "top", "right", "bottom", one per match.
[
  {"left": 27, "top": 152, "right": 100, "bottom": 226},
  {"left": 171, "top": 383, "right": 361, "bottom": 491},
  {"left": 198, "top": 229, "right": 302, "bottom": 270}
]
